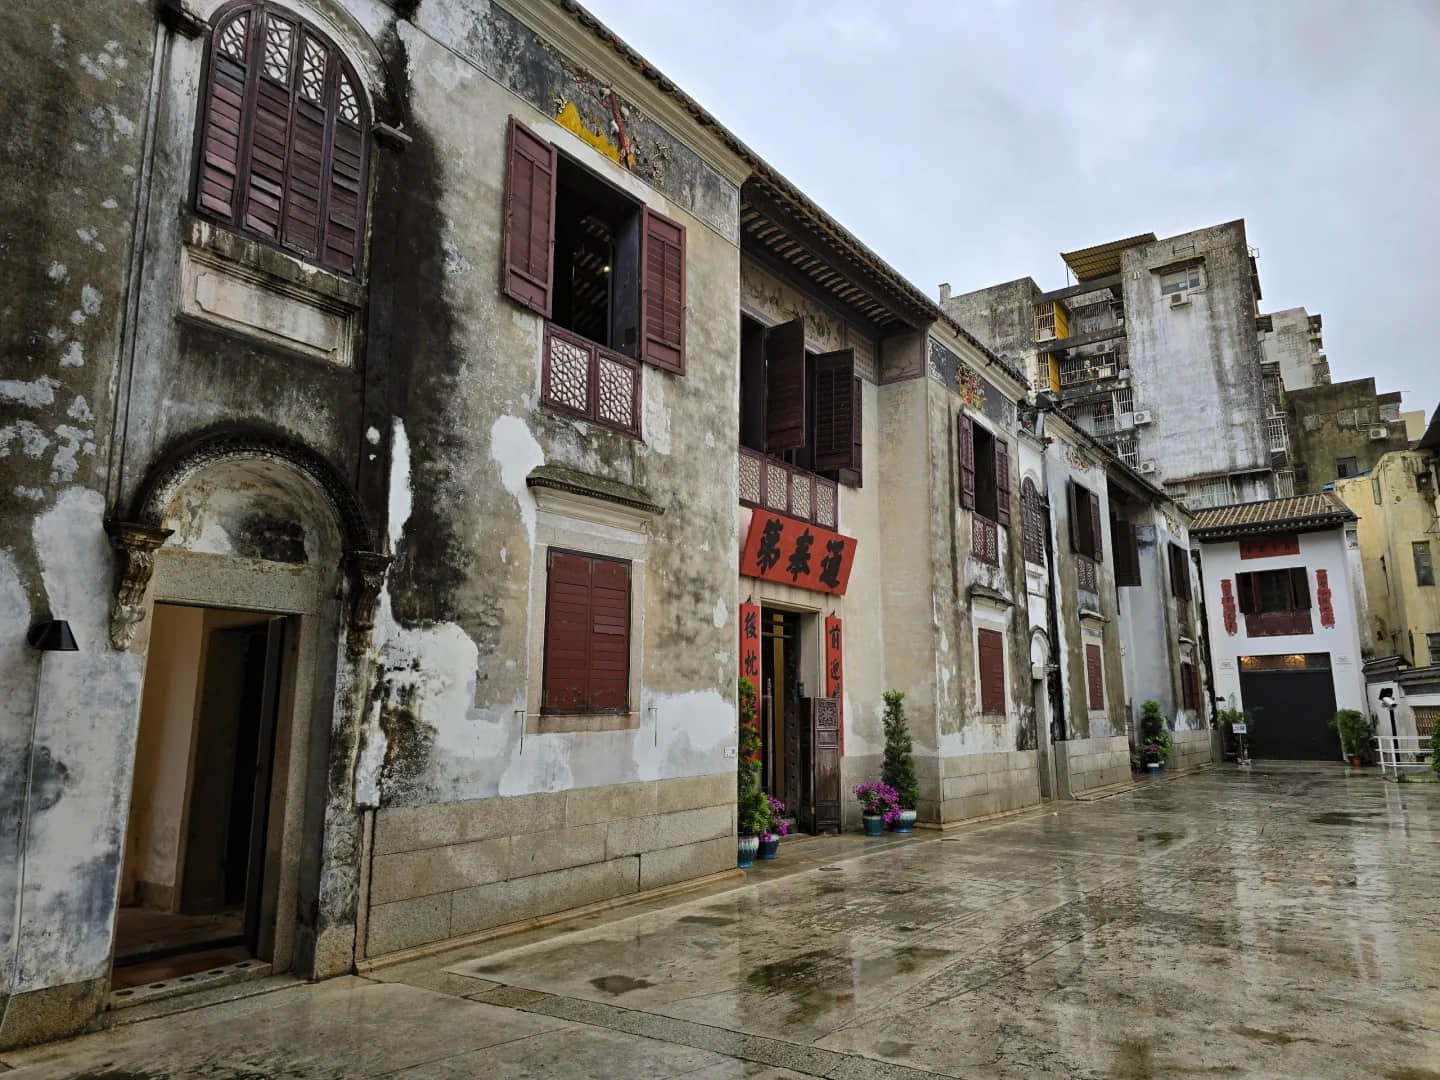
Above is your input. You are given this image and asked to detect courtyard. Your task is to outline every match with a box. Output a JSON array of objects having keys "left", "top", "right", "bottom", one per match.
[{"left": 3, "top": 763, "right": 1436, "bottom": 1079}]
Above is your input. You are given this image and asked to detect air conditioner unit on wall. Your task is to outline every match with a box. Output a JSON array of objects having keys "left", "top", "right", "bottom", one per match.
[
  {"left": 1169, "top": 292, "right": 1190, "bottom": 307},
  {"left": 1370, "top": 426, "right": 1389, "bottom": 440},
  {"left": 1139, "top": 461, "right": 1157, "bottom": 474},
  {"left": 1133, "top": 410, "right": 1154, "bottom": 425}
]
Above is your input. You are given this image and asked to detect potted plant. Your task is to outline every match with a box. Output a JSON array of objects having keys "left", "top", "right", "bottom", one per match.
[
  {"left": 881, "top": 690, "right": 920, "bottom": 832},
  {"left": 736, "top": 678, "right": 767, "bottom": 867},
  {"left": 759, "top": 796, "right": 788, "bottom": 860},
  {"left": 854, "top": 781, "right": 899, "bottom": 836},
  {"left": 1332, "top": 708, "right": 1373, "bottom": 767},
  {"left": 1137, "top": 700, "right": 1172, "bottom": 774},
  {"left": 1217, "top": 705, "right": 1256, "bottom": 763}
]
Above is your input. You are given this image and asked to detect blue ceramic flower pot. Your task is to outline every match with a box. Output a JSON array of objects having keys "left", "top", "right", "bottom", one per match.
[
  {"left": 758, "top": 836, "right": 780, "bottom": 860},
  {"left": 737, "top": 835, "right": 760, "bottom": 868},
  {"left": 863, "top": 814, "right": 885, "bottom": 837},
  {"left": 892, "top": 809, "right": 917, "bottom": 833}
]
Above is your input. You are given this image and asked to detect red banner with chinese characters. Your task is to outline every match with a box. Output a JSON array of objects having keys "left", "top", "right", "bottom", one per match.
[
  {"left": 739, "top": 602, "right": 762, "bottom": 692},
  {"left": 1239, "top": 533, "right": 1300, "bottom": 560},
  {"left": 825, "top": 616, "right": 844, "bottom": 754},
  {"left": 739, "top": 511, "right": 857, "bottom": 595},
  {"left": 1316, "top": 569, "right": 1335, "bottom": 628},
  {"left": 1220, "top": 579, "right": 1238, "bottom": 636}
]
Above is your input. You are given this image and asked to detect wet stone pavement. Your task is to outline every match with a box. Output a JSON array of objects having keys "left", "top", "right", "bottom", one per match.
[{"left": 5, "top": 764, "right": 1439, "bottom": 1079}]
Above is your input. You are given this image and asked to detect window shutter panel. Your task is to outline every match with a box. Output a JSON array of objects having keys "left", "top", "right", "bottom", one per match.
[
  {"left": 764, "top": 317, "right": 807, "bottom": 452},
  {"left": 994, "top": 440, "right": 1011, "bottom": 527},
  {"left": 813, "top": 350, "right": 857, "bottom": 471},
  {"left": 1291, "top": 567, "right": 1311, "bottom": 610},
  {"left": 197, "top": 9, "right": 251, "bottom": 222},
  {"left": 242, "top": 11, "right": 297, "bottom": 242},
  {"left": 1086, "top": 644, "right": 1104, "bottom": 709},
  {"left": 1067, "top": 482, "right": 1082, "bottom": 552},
  {"left": 1087, "top": 491, "right": 1103, "bottom": 560},
  {"left": 1236, "top": 574, "right": 1255, "bottom": 614},
  {"left": 957, "top": 413, "right": 976, "bottom": 509},
  {"left": 641, "top": 207, "right": 686, "bottom": 373},
  {"left": 543, "top": 553, "right": 592, "bottom": 712},
  {"left": 977, "top": 629, "right": 1005, "bottom": 714},
  {"left": 281, "top": 33, "right": 328, "bottom": 259},
  {"left": 843, "top": 376, "right": 863, "bottom": 487},
  {"left": 502, "top": 116, "right": 557, "bottom": 317},
  {"left": 323, "top": 69, "right": 365, "bottom": 274},
  {"left": 588, "top": 558, "right": 631, "bottom": 710}
]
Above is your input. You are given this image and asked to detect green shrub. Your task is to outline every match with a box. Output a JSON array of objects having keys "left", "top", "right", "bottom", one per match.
[
  {"left": 1138, "top": 699, "right": 1171, "bottom": 764},
  {"left": 881, "top": 690, "right": 920, "bottom": 811},
  {"left": 737, "top": 678, "right": 772, "bottom": 835},
  {"left": 1331, "top": 708, "right": 1374, "bottom": 764},
  {"left": 1430, "top": 724, "right": 1439, "bottom": 778}
]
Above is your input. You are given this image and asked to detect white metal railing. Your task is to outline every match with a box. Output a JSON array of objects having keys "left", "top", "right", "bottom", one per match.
[{"left": 1375, "top": 735, "right": 1434, "bottom": 778}]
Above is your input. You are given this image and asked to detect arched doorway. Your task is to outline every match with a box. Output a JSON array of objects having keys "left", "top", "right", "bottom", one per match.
[{"left": 107, "top": 431, "right": 380, "bottom": 1001}]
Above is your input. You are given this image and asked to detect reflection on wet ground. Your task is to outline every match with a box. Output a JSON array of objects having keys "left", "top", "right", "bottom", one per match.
[{"left": 5, "top": 764, "right": 1438, "bottom": 1078}]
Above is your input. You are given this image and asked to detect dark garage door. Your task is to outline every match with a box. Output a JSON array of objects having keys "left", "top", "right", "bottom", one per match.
[{"left": 1238, "top": 654, "right": 1341, "bottom": 760}]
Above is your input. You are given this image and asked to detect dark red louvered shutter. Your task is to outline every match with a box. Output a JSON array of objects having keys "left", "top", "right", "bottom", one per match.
[
  {"left": 543, "top": 552, "right": 592, "bottom": 712},
  {"left": 994, "top": 439, "right": 1011, "bottom": 528},
  {"left": 241, "top": 8, "right": 296, "bottom": 242},
  {"left": 977, "top": 628, "right": 1005, "bottom": 715},
  {"left": 1067, "top": 482, "right": 1082, "bottom": 552},
  {"left": 1236, "top": 574, "right": 1255, "bottom": 614},
  {"left": 588, "top": 557, "right": 631, "bottom": 710},
  {"left": 1088, "top": 491, "right": 1103, "bottom": 560},
  {"left": 1291, "top": 567, "right": 1311, "bottom": 610},
  {"left": 323, "top": 68, "right": 365, "bottom": 274},
  {"left": 957, "top": 413, "right": 975, "bottom": 509},
  {"left": 1085, "top": 644, "right": 1104, "bottom": 709},
  {"left": 281, "top": 28, "right": 329, "bottom": 258},
  {"left": 502, "top": 116, "right": 557, "bottom": 317},
  {"left": 847, "top": 376, "right": 863, "bottom": 486},
  {"left": 197, "top": 7, "right": 251, "bottom": 221},
  {"left": 813, "top": 349, "right": 857, "bottom": 471},
  {"left": 765, "top": 317, "right": 807, "bottom": 452},
  {"left": 641, "top": 207, "right": 686, "bottom": 373}
]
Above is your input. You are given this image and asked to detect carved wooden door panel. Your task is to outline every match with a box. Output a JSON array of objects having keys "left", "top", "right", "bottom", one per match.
[
  {"left": 784, "top": 692, "right": 802, "bottom": 823},
  {"left": 812, "top": 697, "right": 841, "bottom": 833}
]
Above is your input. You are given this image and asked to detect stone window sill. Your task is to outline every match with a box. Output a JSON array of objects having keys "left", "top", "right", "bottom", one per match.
[
  {"left": 183, "top": 212, "right": 365, "bottom": 309},
  {"left": 533, "top": 711, "right": 639, "bottom": 734}
]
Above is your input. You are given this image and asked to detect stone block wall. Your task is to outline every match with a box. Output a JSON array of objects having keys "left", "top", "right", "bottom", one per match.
[
  {"left": 1170, "top": 729, "right": 1214, "bottom": 773},
  {"left": 937, "top": 751, "right": 1041, "bottom": 824},
  {"left": 1055, "top": 735, "right": 1131, "bottom": 796},
  {"left": 365, "top": 774, "right": 734, "bottom": 956}
]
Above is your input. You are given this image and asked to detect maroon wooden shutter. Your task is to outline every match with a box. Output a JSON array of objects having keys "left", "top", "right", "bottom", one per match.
[
  {"left": 1290, "top": 567, "right": 1311, "bottom": 610},
  {"left": 242, "top": 8, "right": 296, "bottom": 243},
  {"left": 1235, "top": 573, "right": 1255, "bottom": 614},
  {"left": 977, "top": 629, "right": 1005, "bottom": 714},
  {"left": 197, "top": 7, "right": 251, "bottom": 221},
  {"left": 324, "top": 70, "right": 365, "bottom": 274},
  {"left": 543, "top": 552, "right": 592, "bottom": 711},
  {"left": 641, "top": 207, "right": 686, "bottom": 373},
  {"left": 281, "top": 28, "right": 329, "bottom": 258},
  {"left": 1085, "top": 644, "right": 1104, "bottom": 709},
  {"left": 765, "top": 317, "right": 807, "bottom": 452},
  {"left": 1067, "top": 482, "right": 1082, "bottom": 552},
  {"left": 1088, "top": 491, "right": 1102, "bottom": 560},
  {"left": 957, "top": 413, "right": 975, "bottom": 509},
  {"left": 994, "top": 439, "right": 1011, "bottom": 528},
  {"left": 588, "top": 557, "right": 631, "bottom": 710},
  {"left": 847, "top": 376, "right": 863, "bottom": 485},
  {"left": 813, "top": 349, "right": 857, "bottom": 471},
  {"left": 502, "top": 116, "right": 557, "bottom": 317}
]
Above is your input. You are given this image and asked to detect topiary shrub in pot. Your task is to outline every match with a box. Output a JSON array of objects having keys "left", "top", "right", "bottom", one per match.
[
  {"left": 1332, "top": 708, "right": 1374, "bottom": 767},
  {"left": 736, "top": 678, "right": 767, "bottom": 867},
  {"left": 1138, "top": 700, "right": 1172, "bottom": 773},
  {"left": 881, "top": 690, "right": 920, "bottom": 832}
]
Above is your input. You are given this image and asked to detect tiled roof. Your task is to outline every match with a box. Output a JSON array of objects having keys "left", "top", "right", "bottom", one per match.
[{"left": 1190, "top": 493, "right": 1356, "bottom": 539}]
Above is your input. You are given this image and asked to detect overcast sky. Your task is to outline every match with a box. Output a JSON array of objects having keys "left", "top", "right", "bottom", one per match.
[{"left": 587, "top": 0, "right": 1440, "bottom": 420}]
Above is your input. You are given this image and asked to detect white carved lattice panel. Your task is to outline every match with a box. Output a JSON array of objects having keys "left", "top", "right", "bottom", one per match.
[
  {"left": 597, "top": 355, "right": 634, "bottom": 430},
  {"left": 337, "top": 73, "right": 361, "bottom": 126},
  {"left": 765, "top": 463, "right": 789, "bottom": 511},
  {"left": 299, "top": 35, "right": 327, "bottom": 103},
  {"left": 546, "top": 336, "right": 590, "bottom": 413},
  {"left": 218, "top": 12, "right": 249, "bottom": 61},
  {"left": 738, "top": 454, "right": 762, "bottom": 504},
  {"left": 263, "top": 14, "right": 295, "bottom": 82},
  {"left": 815, "top": 483, "right": 836, "bottom": 529},
  {"left": 791, "top": 473, "right": 812, "bottom": 522}
]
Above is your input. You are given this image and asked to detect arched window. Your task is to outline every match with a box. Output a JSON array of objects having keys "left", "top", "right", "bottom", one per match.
[{"left": 195, "top": 2, "right": 368, "bottom": 275}]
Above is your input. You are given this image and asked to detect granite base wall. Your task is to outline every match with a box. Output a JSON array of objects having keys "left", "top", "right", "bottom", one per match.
[
  {"left": 936, "top": 750, "right": 1042, "bottom": 824},
  {"left": 365, "top": 774, "right": 734, "bottom": 956},
  {"left": 1170, "top": 728, "right": 1214, "bottom": 772},
  {"left": 1054, "top": 735, "right": 1131, "bottom": 797}
]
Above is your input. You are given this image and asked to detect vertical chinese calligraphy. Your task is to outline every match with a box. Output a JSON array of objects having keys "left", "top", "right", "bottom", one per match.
[
  {"left": 739, "top": 602, "right": 762, "bottom": 688},
  {"left": 824, "top": 616, "right": 843, "bottom": 754}
]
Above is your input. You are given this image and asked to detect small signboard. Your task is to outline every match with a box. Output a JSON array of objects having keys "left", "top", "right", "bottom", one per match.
[{"left": 1231, "top": 723, "right": 1248, "bottom": 736}]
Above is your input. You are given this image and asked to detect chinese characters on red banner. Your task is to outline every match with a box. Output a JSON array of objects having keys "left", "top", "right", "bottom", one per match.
[
  {"left": 739, "top": 602, "right": 761, "bottom": 690},
  {"left": 1315, "top": 569, "right": 1335, "bottom": 628},
  {"left": 1239, "top": 533, "right": 1300, "bottom": 560},
  {"left": 825, "top": 616, "right": 844, "bottom": 754},
  {"left": 739, "top": 512, "right": 857, "bottom": 595}
]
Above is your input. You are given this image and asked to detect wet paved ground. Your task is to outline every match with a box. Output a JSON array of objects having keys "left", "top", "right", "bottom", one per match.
[{"left": 5, "top": 764, "right": 1439, "bottom": 1079}]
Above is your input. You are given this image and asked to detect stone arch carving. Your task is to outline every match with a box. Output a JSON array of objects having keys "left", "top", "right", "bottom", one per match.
[{"left": 106, "top": 426, "right": 387, "bottom": 649}]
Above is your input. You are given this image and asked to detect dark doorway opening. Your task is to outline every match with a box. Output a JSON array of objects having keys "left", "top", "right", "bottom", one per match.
[
  {"left": 114, "top": 604, "right": 286, "bottom": 989},
  {"left": 760, "top": 608, "right": 801, "bottom": 819},
  {"left": 1238, "top": 653, "right": 1341, "bottom": 760}
]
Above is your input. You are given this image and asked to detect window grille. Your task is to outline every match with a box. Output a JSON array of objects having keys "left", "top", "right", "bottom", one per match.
[
  {"left": 1276, "top": 470, "right": 1295, "bottom": 498},
  {"left": 1114, "top": 386, "right": 1134, "bottom": 416},
  {"left": 1266, "top": 415, "right": 1289, "bottom": 453},
  {"left": 1033, "top": 305, "right": 1056, "bottom": 342},
  {"left": 1115, "top": 436, "right": 1138, "bottom": 468}
]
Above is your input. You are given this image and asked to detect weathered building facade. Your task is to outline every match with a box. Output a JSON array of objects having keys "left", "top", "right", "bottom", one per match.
[
  {"left": 2, "top": 0, "right": 1219, "bottom": 1049},
  {"left": 1288, "top": 377, "right": 1410, "bottom": 495}
]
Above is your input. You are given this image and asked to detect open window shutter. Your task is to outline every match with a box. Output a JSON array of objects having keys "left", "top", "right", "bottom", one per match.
[
  {"left": 994, "top": 440, "right": 1011, "bottom": 527},
  {"left": 242, "top": 10, "right": 297, "bottom": 242},
  {"left": 1067, "top": 482, "right": 1082, "bottom": 552},
  {"left": 843, "top": 376, "right": 863, "bottom": 487},
  {"left": 765, "top": 317, "right": 807, "bottom": 452},
  {"left": 502, "top": 116, "right": 557, "bottom": 317},
  {"left": 1236, "top": 574, "right": 1255, "bottom": 614},
  {"left": 1291, "top": 567, "right": 1311, "bottom": 610},
  {"left": 281, "top": 28, "right": 328, "bottom": 259},
  {"left": 323, "top": 69, "right": 365, "bottom": 274},
  {"left": 1085, "top": 644, "right": 1104, "bottom": 708},
  {"left": 197, "top": 8, "right": 251, "bottom": 222},
  {"left": 977, "top": 629, "right": 1005, "bottom": 714},
  {"left": 641, "top": 207, "right": 686, "bottom": 373},
  {"left": 588, "top": 558, "right": 631, "bottom": 710},
  {"left": 543, "top": 553, "right": 591, "bottom": 712},
  {"left": 957, "top": 413, "right": 976, "bottom": 509},
  {"left": 1088, "top": 491, "right": 1103, "bottom": 560},
  {"left": 1178, "top": 547, "right": 1192, "bottom": 599},
  {"left": 813, "top": 349, "right": 857, "bottom": 471}
]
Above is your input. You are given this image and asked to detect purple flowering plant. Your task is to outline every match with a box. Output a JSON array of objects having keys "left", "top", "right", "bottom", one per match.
[
  {"left": 762, "top": 795, "right": 790, "bottom": 840},
  {"left": 854, "top": 781, "right": 902, "bottom": 825},
  {"left": 1142, "top": 742, "right": 1163, "bottom": 763}
]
